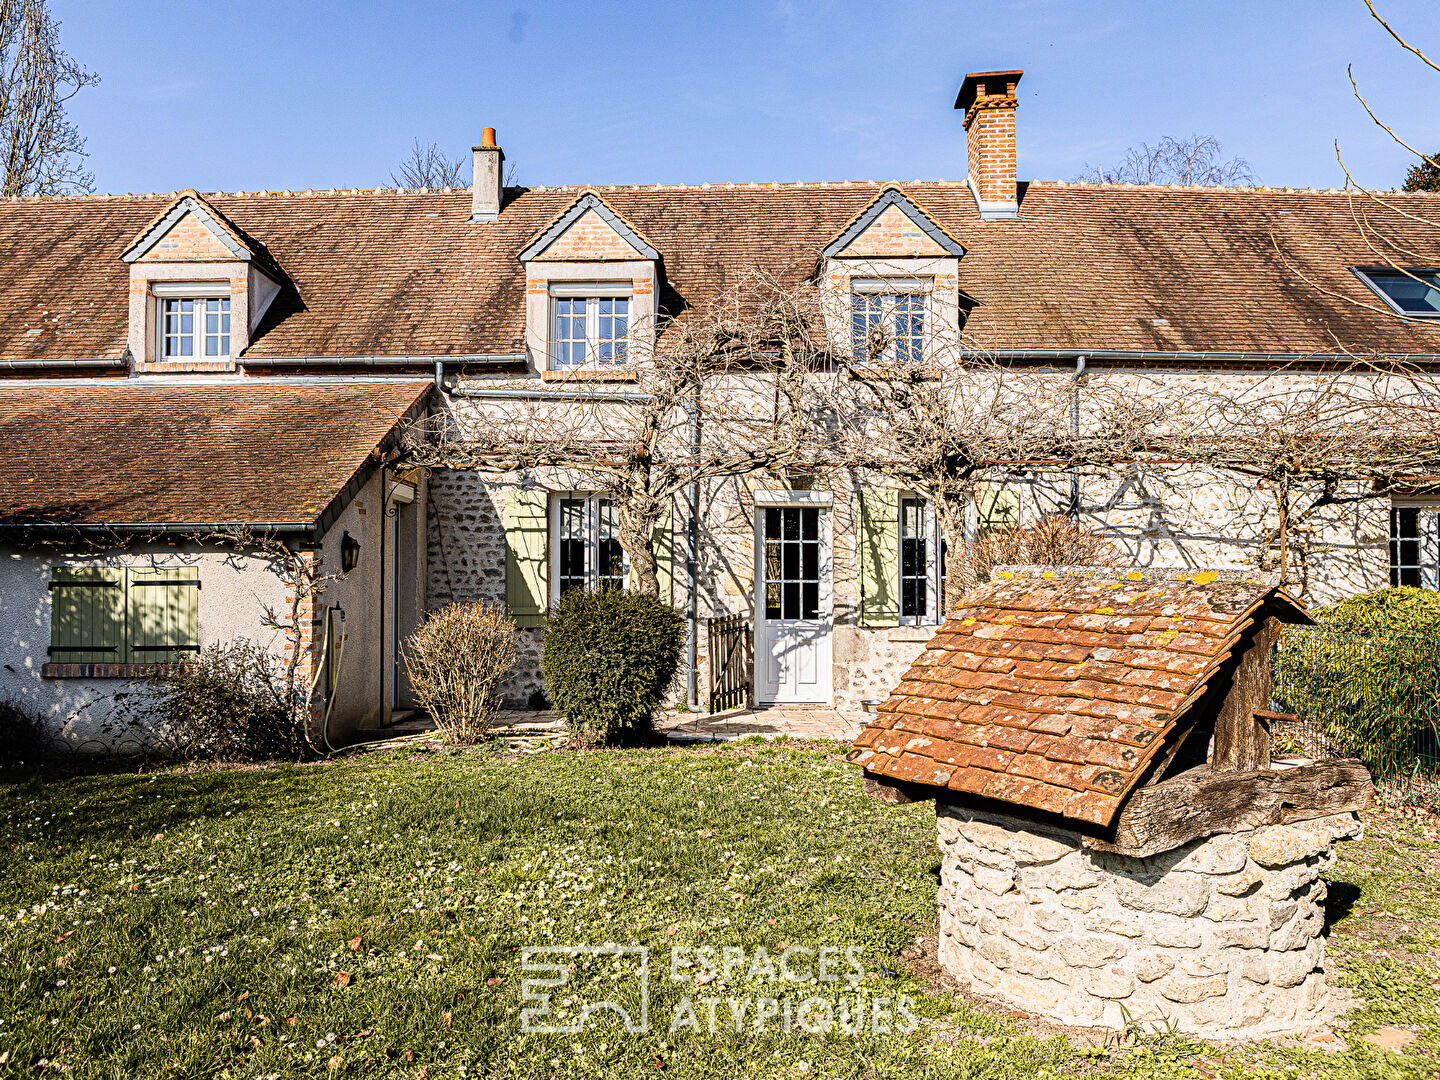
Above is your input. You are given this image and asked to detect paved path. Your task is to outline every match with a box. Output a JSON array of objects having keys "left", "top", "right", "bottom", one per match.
[{"left": 361, "top": 705, "right": 865, "bottom": 748}]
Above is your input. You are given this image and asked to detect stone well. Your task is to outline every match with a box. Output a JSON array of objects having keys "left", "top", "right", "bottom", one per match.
[{"left": 936, "top": 802, "right": 1362, "bottom": 1038}]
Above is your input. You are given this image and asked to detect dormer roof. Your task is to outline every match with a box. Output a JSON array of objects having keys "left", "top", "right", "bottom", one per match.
[
  {"left": 822, "top": 186, "right": 966, "bottom": 259},
  {"left": 519, "top": 190, "right": 660, "bottom": 262},
  {"left": 121, "top": 190, "right": 285, "bottom": 282},
  {"left": 848, "top": 566, "right": 1313, "bottom": 827}
]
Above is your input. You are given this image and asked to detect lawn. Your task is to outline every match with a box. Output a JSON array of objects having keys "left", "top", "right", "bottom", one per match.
[{"left": 0, "top": 740, "right": 1437, "bottom": 1079}]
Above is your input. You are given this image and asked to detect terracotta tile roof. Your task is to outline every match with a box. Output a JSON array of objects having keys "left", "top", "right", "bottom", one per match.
[
  {"left": 0, "top": 381, "right": 430, "bottom": 528},
  {"left": 0, "top": 182, "right": 1438, "bottom": 364},
  {"left": 847, "top": 566, "right": 1313, "bottom": 827}
]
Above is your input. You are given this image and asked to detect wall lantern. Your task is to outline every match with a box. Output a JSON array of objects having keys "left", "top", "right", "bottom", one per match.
[{"left": 340, "top": 531, "right": 361, "bottom": 574}]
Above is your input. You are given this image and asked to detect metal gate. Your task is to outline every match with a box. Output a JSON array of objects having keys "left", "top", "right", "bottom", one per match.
[{"left": 707, "top": 613, "right": 752, "bottom": 714}]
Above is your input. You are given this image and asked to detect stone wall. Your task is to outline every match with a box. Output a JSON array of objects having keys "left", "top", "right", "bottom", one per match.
[{"left": 935, "top": 801, "right": 1362, "bottom": 1038}]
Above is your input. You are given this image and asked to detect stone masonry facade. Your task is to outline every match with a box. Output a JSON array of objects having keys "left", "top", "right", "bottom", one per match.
[{"left": 936, "top": 802, "right": 1362, "bottom": 1038}]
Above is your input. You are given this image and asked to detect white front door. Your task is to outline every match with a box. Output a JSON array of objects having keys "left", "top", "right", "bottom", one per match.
[{"left": 756, "top": 505, "right": 833, "bottom": 704}]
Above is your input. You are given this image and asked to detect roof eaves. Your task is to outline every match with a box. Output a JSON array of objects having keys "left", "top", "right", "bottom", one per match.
[
  {"left": 822, "top": 185, "right": 967, "bottom": 259},
  {"left": 518, "top": 190, "right": 661, "bottom": 262}
]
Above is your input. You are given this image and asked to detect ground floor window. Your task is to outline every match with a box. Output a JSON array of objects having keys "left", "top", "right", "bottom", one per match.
[
  {"left": 899, "top": 496, "right": 948, "bottom": 624},
  {"left": 1390, "top": 505, "right": 1440, "bottom": 588},
  {"left": 555, "top": 495, "right": 626, "bottom": 596},
  {"left": 49, "top": 566, "right": 199, "bottom": 666}
]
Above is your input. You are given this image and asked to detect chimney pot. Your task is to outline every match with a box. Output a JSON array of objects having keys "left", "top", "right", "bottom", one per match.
[
  {"left": 471, "top": 129, "right": 504, "bottom": 222},
  {"left": 955, "top": 69, "right": 1022, "bottom": 218}
]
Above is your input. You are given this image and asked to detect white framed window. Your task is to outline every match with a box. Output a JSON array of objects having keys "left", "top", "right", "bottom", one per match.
[
  {"left": 153, "top": 283, "right": 231, "bottom": 360},
  {"left": 553, "top": 494, "right": 628, "bottom": 597},
  {"left": 549, "top": 285, "right": 630, "bottom": 369},
  {"left": 1354, "top": 266, "right": 1440, "bottom": 319},
  {"left": 851, "top": 279, "right": 927, "bottom": 363},
  {"left": 1390, "top": 503, "right": 1440, "bottom": 588},
  {"left": 899, "top": 496, "right": 948, "bottom": 624}
]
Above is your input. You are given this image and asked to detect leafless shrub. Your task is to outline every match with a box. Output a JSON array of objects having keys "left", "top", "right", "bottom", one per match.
[
  {"left": 955, "top": 514, "right": 1123, "bottom": 592},
  {"left": 145, "top": 640, "right": 307, "bottom": 763},
  {"left": 401, "top": 601, "right": 518, "bottom": 743}
]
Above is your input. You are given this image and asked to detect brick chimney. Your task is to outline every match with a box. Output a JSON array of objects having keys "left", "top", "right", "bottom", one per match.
[
  {"left": 471, "top": 127, "right": 505, "bottom": 222},
  {"left": 955, "top": 70, "right": 1022, "bottom": 219}
]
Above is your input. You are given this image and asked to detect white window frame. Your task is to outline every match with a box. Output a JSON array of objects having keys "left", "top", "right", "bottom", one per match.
[
  {"left": 548, "top": 283, "right": 632, "bottom": 370},
  {"left": 1353, "top": 266, "right": 1440, "bottom": 319},
  {"left": 1389, "top": 499, "right": 1440, "bottom": 588},
  {"left": 152, "top": 281, "right": 233, "bottom": 360},
  {"left": 851, "top": 278, "right": 929, "bottom": 364},
  {"left": 550, "top": 492, "right": 629, "bottom": 600},
  {"left": 899, "top": 495, "right": 948, "bottom": 625}
]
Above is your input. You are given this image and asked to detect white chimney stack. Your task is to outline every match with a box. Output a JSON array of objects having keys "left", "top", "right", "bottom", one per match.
[{"left": 471, "top": 127, "right": 504, "bottom": 222}]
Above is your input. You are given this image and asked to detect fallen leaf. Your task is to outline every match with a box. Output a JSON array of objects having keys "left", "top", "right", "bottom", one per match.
[
  {"left": 55, "top": 931, "right": 73, "bottom": 943},
  {"left": 237, "top": 990, "right": 250, "bottom": 1002},
  {"left": 327, "top": 1054, "right": 342, "bottom": 1070},
  {"left": 441, "top": 1011, "right": 452, "bottom": 1028},
  {"left": 334, "top": 972, "right": 351, "bottom": 988},
  {"left": 425, "top": 953, "right": 443, "bottom": 962},
  {"left": 1361, "top": 1027, "right": 1417, "bottom": 1052},
  {"left": 485, "top": 977, "right": 502, "bottom": 986},
  {"left": 348, "top": 936, "right": 363, "bottom": 952},
  {"left": 665, "top": 926, "right": 677, "bottom": 937},
  {"left": 285, "top": 1017, "right": 297, "bottom": 1026}
]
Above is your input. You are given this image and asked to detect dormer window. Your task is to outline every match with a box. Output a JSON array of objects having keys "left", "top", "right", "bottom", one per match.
[
  {"left": 159, "top": 297, "right": 230, "bottom": 358},
  {"left": 153, "top": 283, "right": 232, "bottom": 360},
  {"left": 1354, "top": 266, "right": 1440, "bottom": 318},
  {"left": 851, "top": 279, "right": 926, "bottom": 363},
  {"left": 550, "top": 286, "right": 630, "bottom": 369}
]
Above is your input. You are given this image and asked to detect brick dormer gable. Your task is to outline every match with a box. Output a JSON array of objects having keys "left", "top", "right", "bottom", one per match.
[
  {"left": 822, "top": 186, "right": 966, "bottom": 259},
  {"left": 519, "top": 190, "right": 660, "bottom": 262},
  {"left": 121, "top": 191, "right": 282, "bottom": 280}
]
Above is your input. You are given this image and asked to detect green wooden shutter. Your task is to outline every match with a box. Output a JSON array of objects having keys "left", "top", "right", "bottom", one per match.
[
  {"left": 50, "top": 566, "right": 126, "bottom": 664},
  {"left": 646, "top": 499, "right": 675, "bottom": 603},
  {"left": 858, "top": 489, "right": 900, "bottom": 628},
  {"left": 505, "top": 488, "right": 550, "bottom": 627},
  {"left": 977, "top": 489, "right": 1020, "bottom": 534},
  {"left": 127, "top": 567, "right": 200, "bottom": 662}
]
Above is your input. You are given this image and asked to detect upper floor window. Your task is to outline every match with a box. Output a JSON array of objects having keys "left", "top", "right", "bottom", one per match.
[
  {"left": 158, "top": 295, "right": 230, "bottom": 359},
  {"left": 851, "top": 281, "right": 925, "bottom": 363},
  {"left": 1390, "top": 504, "right": 1439, "bottom": 588},
  {"left": 1355, "top": 267, "right": 1440, "bottom": 318},
  {"left": 551, "top": 289, "right": 629, "bottom": 369},
  {"left": 556, "top": 495, "right": 627, "bottom": 596}
]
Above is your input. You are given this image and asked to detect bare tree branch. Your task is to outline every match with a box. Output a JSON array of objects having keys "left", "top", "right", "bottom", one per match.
[
  {"left": 390, "top": 138, "right": 467, "bottom": 190},
  {"left": 0, "top": 0, "right": 98, "bottom": 196}
]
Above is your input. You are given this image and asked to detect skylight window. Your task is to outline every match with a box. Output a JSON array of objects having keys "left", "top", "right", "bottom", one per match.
[{"left": 1354, "top": 266, "right": 1440, "bottom": 318}]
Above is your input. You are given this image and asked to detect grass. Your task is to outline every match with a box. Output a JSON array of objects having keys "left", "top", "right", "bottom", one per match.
[{"left": 0, "top": 740, "right": 1435, "bottom": 1079}]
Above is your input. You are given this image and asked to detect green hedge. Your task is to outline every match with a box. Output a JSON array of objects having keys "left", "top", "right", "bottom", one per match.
[
  {"left": 1272, "top": 588, "right": 1440, "bottom": 776},
  {"left": 541, "top": 588, "right": 685, "bottom": 745}
]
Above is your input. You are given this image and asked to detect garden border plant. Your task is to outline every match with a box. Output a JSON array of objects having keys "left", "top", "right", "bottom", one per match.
[{"left": 542, "top": 587, "right": 685, "bottom": 746}]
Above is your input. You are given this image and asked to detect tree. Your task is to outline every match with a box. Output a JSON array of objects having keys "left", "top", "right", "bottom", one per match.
[
  {"left": 1401, "top": 153, "right": 1440, "bottom": 192},
  {"left": 390, "top": 138, "right": 467, "bottom": 189},
  {"left": 1074, "top": 134, "right": 1256, "bottom": 186},
  {"left": 0, "top": 0, "right": 98, "bottom": 196}
]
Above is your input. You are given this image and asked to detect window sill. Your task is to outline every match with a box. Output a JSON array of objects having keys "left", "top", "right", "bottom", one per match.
[
  {"left": 135, "top": 359, "right": 236, "bottom": 375},
  {"left": 42, "top": 662, "right": 191, "bottom": 679},
  {"left": 542, "top": 369, "right": 638, "bottom": 382}
]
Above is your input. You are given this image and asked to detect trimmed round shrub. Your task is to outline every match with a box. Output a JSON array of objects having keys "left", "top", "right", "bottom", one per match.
[
  {"left": 542, "top": 588, "right": 685, "bottom": 745},
  {"left": 401, "top": 601, "right": 518, "bottom": 744},
  {"left": 1272, "top": 587, "right": 1440, "bottom": 775}
]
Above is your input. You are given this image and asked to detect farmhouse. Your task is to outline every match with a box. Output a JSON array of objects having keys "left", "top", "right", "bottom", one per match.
[{"left": 0, "top": 69, "right": 1438, "bottom": 740}]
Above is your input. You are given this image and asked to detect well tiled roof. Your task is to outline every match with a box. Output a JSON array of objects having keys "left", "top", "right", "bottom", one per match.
[
  {"left": 847, "top": 566, "right": 1313, "bottom": 827},
  {"left": 0, "top": 381, "right": 430, "bottom": 528},
  {"left": 0, "top": 182, "right": 1439, "bottom": 363}
]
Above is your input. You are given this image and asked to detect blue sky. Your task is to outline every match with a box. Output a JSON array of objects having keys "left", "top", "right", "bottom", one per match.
[{"left": 55, "top": 0, "right": 1440, "bottom": 195}]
